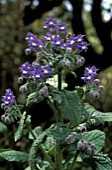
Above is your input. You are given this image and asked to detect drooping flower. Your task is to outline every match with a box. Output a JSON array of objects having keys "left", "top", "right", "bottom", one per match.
[
  {"left": 1, "top": 89, "right": 15, "bottom": 108},
  {"left": 81, "top": 66, "right": 99, "bottom": 85}
]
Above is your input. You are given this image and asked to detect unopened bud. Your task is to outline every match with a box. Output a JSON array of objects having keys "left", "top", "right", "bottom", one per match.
[
  {"left": 80, "top": 126, "right": 87, "bottom": 133},
  {"left": 77, "top": 140, "right": 83, "bottom": 150},
  {"left": 1, "top": 115, "right": 6, "bottom": 122},
  {"left": 19, "top": 85, "right": 27, "bottom": 93},
  {"left": 66, "top": 47, "right": 73, "bottom": 53},
  {"left": 18, "top": 77, "right": 24, "bottom": 84},
  {"left": 4, "top": 116, "right": 12, "bottom": 124},
  {"left": 39, "top": 86, "right": 48, "bottom": 97},
  {"left": 89, "top": 90, "right": 99, "bottom": 100},
  {"left": 76, "top": 57, "right": 85, "bottom": 67},
  {"left": 65, "top": 132, "right": 77, "bottom": 144},
  {"left": 98, "top": 85, "right": 104, "bottom": 92},
  {"left": 94, "top": 79, "right": 100, "bottom": 85},
  {"left": 86, "top": 146, "right": 93, "bottom": 155},
  {"left": 61, "top": 59, "right": 70, "bottom": 68},
  {"left": 25, "top": 48, "right": 31, "bottom": 55}
]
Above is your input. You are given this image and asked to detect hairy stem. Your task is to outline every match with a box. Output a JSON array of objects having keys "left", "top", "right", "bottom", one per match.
[{"left": 25, "top": 121, "right": 55, "bottom": 167}]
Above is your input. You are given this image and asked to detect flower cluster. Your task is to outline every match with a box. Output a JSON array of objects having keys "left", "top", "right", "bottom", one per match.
[
  {"left": 1, "top": 89, "right": 15, "bottom": 108},
  {"left": 1, "top": 89, "right": 16, "bottom": 124},
  {"left": 81, "top": 66, "right": 99, "bottom": 85},
  {"left": 25, "top": 18, "right": 88, "bottom": 54},
  {"left": 19, "top": 61, "right": 52, "bottom": 82},
  {"left": 81, "top": 66, "right": 104, "bottom": 99},
  {"left": 77, "top": 139, "right": 95, "bottom": 156}
]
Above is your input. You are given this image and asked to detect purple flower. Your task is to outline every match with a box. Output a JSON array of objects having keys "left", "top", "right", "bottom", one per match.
[
  {"left": 1, "top": 89, "right": 15, "bottom": 108},
  {"left": 55, "top": 22, "right": 68, "bottom": 34},
  {"left": 43, "top": 18, "right": 57, "bottom": 31},
  {"left": 51, "top": 35, "right": 64, "bottom": 51},
  {"left": 81, "top": 66, "right": 99, "bottom": 85},
  {"left": 25, "top": 32, "right": 44, "bottom": 52},
  {"left": 19, "top": 61, "right": 32, "bottom": 77},
  {"left": 66, "top": 34, "right": 89, "bottom": 52},
  {"left": 43, "top": 32, "right": 52, "bottom": 41},
  {"left": 30, "top": 65, "right": 52, "bottom": 82}
]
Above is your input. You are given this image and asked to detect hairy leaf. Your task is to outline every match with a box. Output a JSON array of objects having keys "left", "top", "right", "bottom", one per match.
[
  {"left": 58, "top": 90, "right": 82, "bottom": 125},
  {"left": 93, "top": 153, "right": 112, "bottom": 170},
  {"left": 0, "top": 150, "right": 28, "bottom": 162},
  {"left": 29, "top": 126, "right": 43, "bottom": 140},
  {"left": 85, "top": 103, "right": 112, "bottom": 123}
]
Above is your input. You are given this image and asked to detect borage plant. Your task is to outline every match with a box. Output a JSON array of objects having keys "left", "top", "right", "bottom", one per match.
[{"left": 1, "top": 18, "right": 112, "bottom": 170}]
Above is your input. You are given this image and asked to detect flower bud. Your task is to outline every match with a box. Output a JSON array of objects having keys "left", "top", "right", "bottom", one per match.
[
  {"left": 66, "top": 47, "right": 73, "bottom": 53},
  {"left": 76, "top": 58, "right": 85, "bottom": 67},
  {"left": 1, "top": 114, "right": 6, "bottom": 122},
  {"left": 25, "top": 48, "right": 31, "bottom": 55},
  {"left": 61, "top": 59, "right": 70, "bottom": 68},
  {"left": 19, "top": 85, "right": 27, "bottom": 93},
  {"left": 80, "top": 126, "right": 87, "bottom": 133},
  {"left": 65, "top": 132, "right": 77, "bottom": 144},
  {"left": 39, "top": 86, "right": 48, "bottom": 97},
  {"left": 86, "top": 146, "right": 93, "bottom": 155},
  {"left": 77, "top": 140, "right": 83, "bottom": 150},
  {"left": 89, "top": 90, "right": 99, "bottom": 100},
  {"left": 81, "top": 140, "right": 88, "bottom": 150},
  {"left": 98, "top": 85, "right": 104, "bottom": 92},
  {"left": 4, "top": 116, "right": 12, "bottom": 124},
  {"left": 1, "top": 103, "right": 5, "bottom": 109},
  {"left": 18, "top": 77, "right": 24, "bottom": 84},
  {"left": 94, "top": 79, "right": 100, "bottom": 85}
]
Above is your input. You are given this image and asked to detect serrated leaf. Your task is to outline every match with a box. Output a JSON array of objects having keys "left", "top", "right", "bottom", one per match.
[
  {"left": 93, "top": 153, "right": 112, "bottom": 170},
  {"left": 82, "top": 130, "right": 105, "bottom": 153},
  {"left": 85, "top": 103, "right": 112, "bottom": 123},
  {"left": 29, "top": 126, "right": 43, "bottom": 140},
  {"left": 15, "top": 112, "right": 26, "bottom": 142},
  {"left": 47, "top": 123, "right": 72, "bottom": 143},
  {"left": 58, "top": 90, "right": 82, "bottom": 125},
  {"left": 0, "top": 150, "right": 28, "bottom": 162}
]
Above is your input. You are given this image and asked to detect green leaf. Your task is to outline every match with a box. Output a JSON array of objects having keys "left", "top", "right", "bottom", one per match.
[
  {"left": 47, "top": 123, "right": 72, "bottom": 143},
  {"left": 82, "top": 130, "right": 105, "bottom": 153},
  {"left": 0, "top": 150, "right": 28, "bottom": 162},
  {"left": 85, "top": 103, "right": 112, "bottom": 123},
  {"left": 15, "top": 112, "right": 26, "bottom": 142},
  {"left": 0, "top": 122, "right": 8, "bottom": 133},
  {"left": 29, "top": 126, "right": 43, "bottom": 140},
  {"left": 93, "top": 153, "right": 112, "bottom": 170},
  {"left": 58, "top": 90, "right": 82, "bottom": 125}
]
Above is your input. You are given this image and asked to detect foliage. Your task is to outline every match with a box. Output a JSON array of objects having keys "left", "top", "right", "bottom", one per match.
[{"left": 0, "top": 18, "right": 112, "bottom": 170}]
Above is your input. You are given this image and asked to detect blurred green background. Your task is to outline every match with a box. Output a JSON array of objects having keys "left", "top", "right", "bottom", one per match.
[{"left": 0, "top": 0, "right": 112, "bottom": 169}]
